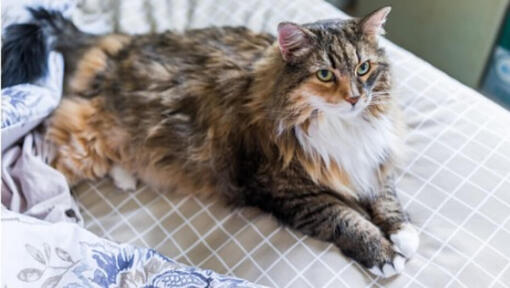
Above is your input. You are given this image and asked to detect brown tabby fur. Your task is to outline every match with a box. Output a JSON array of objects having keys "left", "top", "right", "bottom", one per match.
[{"left": 41, "top": 8, "right": 412, "bottom": 271}]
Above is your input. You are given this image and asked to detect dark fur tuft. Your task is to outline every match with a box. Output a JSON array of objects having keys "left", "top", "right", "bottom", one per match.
[
  {"left": 1, "top": 8, "right": 83, "bottom": 88},
  {"left": 1, "top": 23, "right": 48, "bottom": 88}
]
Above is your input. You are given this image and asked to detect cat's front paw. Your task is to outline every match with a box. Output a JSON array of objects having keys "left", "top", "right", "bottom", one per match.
[
  {"left": 368, "top": 254, "right": 406, "bottom": 278},
  {"left": 390, "top": 223, "right": 419, "bottom": 258},
  {"left": 366, "top": 224, "right": 419, "bottom": 278},
  {"left": 110, "top": 165, "right": 137, "bottom": 192}
]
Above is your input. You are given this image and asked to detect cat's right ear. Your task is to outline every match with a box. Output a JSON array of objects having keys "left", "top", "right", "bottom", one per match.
[
  {"left": 277, "top": 22, "right": 313, "bottom": 63},
  {"left": 360, "top": 6, "right": 391, "bottom": 40}
]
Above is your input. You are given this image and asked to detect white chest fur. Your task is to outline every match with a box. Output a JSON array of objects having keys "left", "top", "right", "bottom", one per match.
[{"left": 295, "top": 113, "right": 400, "bottom": 195}]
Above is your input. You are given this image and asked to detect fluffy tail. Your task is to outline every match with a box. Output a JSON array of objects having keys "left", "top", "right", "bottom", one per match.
[{"left": 2, "top": 8, "right": 91, "bottom": 88}]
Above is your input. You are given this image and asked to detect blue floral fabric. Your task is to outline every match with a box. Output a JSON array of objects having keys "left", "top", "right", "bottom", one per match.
[
  {"left": 63, "top": 242, "right": 261, "bottom": 288},
  {"left": 1, "top": 83, "right": 60, "bottom": 129},
  {"left": 2, "top": 209, "right": 264, "bottom": 288}
]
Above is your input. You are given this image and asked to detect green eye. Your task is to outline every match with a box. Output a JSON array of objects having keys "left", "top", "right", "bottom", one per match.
[
  {"left": 316, "top": 69, "right": 334, "bottom": 82},
  {"left": 356, "top": 61, "right": 371, "bottom": 76}
]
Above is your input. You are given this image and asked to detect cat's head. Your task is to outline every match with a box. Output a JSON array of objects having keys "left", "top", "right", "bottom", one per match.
[{"left": 266, "top": 7, "right": 392, "bottom": 125}]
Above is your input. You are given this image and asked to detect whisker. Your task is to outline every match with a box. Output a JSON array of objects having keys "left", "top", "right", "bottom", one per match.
[
  {"left": 369, "top": 99, "right": 392, "bottom": 102},
  {"left": 367, "top": 103, "right": 391, "bottom": 106},
  {"left": 368, "top": 101, "right": 391, "bottom": 104}
]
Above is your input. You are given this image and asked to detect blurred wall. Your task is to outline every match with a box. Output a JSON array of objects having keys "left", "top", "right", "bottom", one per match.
[{"left": 351, "top": 0, "right": 509, "bottom": 88}]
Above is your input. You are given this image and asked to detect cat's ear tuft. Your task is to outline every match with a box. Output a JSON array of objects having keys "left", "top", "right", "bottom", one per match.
[
  {"left": 360, "top": 6, "right": 391, "bottom": 38},
  {"left": 277, "top": 22, "right": 312, "bottom": 63}
]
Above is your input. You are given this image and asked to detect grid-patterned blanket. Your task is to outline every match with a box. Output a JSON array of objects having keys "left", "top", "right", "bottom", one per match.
[{"left": 72, "top": 0, "right": 510, "bottom": 287}]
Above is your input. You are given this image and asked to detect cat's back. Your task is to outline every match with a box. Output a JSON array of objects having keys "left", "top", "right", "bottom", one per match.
[
  {"left": 66, "top": 26, "right": 275, "bottom": 97},
  {"left": 180, "top": 26, "right": 275, "bottom": 61},
  {"left": 79, "top": 26, "right": 274, "bottom": 111},
  {"left": 127, "top": 26, "right": 275, "bottom": 78}
]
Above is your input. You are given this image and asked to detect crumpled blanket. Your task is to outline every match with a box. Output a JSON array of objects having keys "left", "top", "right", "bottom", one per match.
[
  {"left": 1, "top": 0, "right": 82, "bottom": 224},
  {"left": 1, "top": 131, "right": 83, "bottom": 224}
]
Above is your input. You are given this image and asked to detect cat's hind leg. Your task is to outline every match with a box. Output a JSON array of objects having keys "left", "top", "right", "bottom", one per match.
[
  {"left": 45, "top": 97, "right": 125, "bottom": 187},
  {"left": 109, "top": 165, "right": 137, "bottom": 191}
]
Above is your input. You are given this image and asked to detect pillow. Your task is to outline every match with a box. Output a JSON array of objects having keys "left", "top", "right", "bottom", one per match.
[
  {"left": 71, "top": 0, "right": 349, "bottom": 35},
  {"left": 2, "top": 0, "right": 76, "bottom": 27}
]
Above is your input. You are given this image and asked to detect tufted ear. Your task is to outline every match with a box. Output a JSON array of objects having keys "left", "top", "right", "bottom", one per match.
[
  {"left": 277, "top": 22, "right": 313, "bottom": 63},
  {"left": 360, "top": 6, "right": 391, "bottom": 39}
]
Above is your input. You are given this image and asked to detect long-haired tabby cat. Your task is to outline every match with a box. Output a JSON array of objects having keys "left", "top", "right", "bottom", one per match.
[{"left": 2, "top": 6, "right": 419, "bottom": 277}]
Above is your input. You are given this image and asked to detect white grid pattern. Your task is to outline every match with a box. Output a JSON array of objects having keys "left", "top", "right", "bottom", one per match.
[{"left": 71, "top": 0, "right": 510, "bottom": 287}]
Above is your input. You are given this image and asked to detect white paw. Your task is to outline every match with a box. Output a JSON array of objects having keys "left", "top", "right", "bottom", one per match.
[
  {"left": 110, "top": 165, "right": 137, "bottom": 192},
  {"left": 368, "top": 254, "right": 406, "bottom": 278},
  {"left": 390, "top": 223, "right": 420, "bottom": 258}
]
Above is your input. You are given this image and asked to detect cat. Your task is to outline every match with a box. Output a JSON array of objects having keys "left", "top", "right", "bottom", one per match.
[{"left": 2, "top": 6, "right": 419, "bottom": 277}]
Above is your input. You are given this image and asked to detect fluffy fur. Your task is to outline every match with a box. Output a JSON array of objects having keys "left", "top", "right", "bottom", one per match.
[
  {"left": 2, "top": 6, "right": 418, "bottom": 277},
  {"left": 295, "top": 110, "right": 402, "bottom": 196}
]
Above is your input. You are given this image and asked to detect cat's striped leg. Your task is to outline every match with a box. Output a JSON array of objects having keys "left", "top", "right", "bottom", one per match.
[
  {"left": 366, "top": 175, "right": 420, "bottom": 260},
  {"left": 246, "top": 184, "right": 407, "bottom": 278}
]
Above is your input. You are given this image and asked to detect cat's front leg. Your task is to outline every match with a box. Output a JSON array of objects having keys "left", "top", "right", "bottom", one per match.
[
  {"left": 366, "top": 175, "right": 420, "bottom": 259},
  {"left": 246, "top": 185, "right": 408, "bottom": 278}
]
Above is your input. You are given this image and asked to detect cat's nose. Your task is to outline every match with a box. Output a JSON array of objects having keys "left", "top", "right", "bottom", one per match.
[{"left": 345, "top": 96, "right": 360, "bottom": 105}]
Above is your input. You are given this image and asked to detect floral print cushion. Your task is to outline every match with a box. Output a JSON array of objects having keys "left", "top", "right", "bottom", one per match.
[{"left": 2, "top": 208, "right": 263, "bottom": 288}]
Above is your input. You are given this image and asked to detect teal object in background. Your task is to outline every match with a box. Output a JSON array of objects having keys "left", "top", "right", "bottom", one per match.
[
  {"left": 482, "top": 9, "right": 510, "bottom": 109},
  {"left": 499, "top": 9, "right": 510, "bottom": 51}
]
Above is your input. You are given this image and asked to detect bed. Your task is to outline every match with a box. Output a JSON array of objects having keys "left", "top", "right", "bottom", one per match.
[{"left": 8, "top": 0, "right": 510, "bottom": 287}]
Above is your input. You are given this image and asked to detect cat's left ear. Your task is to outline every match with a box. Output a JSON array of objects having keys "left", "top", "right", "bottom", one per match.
[
  {"left": 360, "top": 6, "right": 391, "bottom": 39},
  {"left": 277, "top": 22, "right": 313, "bottom": 63}
]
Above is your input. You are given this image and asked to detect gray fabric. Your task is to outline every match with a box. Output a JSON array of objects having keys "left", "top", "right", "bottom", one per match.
[{"left": 1, "top": 132, "right": 82, "bottom": 224}]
